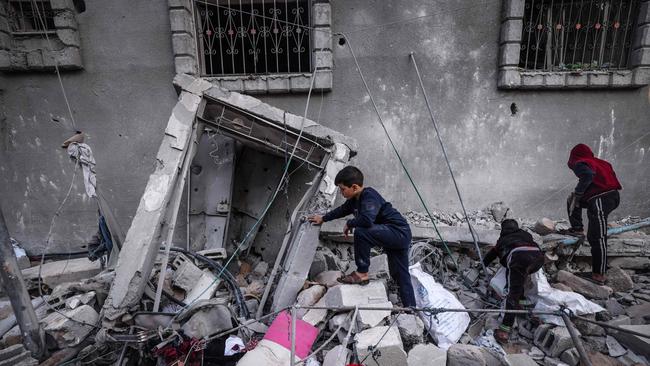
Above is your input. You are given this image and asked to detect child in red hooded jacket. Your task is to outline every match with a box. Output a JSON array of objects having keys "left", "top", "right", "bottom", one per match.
[{"left": 566, "top": 143, "right": 621, "bottom": 285}]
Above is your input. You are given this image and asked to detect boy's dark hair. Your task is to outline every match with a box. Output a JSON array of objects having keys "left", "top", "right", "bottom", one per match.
[
  {"left": 334, "top": 166, "right": 364, "bottom": 187},
  {"left": 500, "top": 219, "right": 519, "bottom": 231}
]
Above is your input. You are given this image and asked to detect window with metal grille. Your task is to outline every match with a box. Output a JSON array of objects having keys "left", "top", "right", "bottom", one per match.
[
  {"left": 520, "top": 0, "right": 639, "bottom": 71},
  {"left": 7, "top": 0, "right": 56, "bottom": 34},
  {"left": 194, "top": 0, "right": 311, "bottom": 76}
]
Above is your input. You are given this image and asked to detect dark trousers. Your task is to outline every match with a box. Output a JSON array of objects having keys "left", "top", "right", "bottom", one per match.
[
  {"left": 503, "top": 249, "right": 545, "bottom": 328},
  {"left": 567, "top": 190, "right": 620, "bottom": 275},
  {"left": 354, "top": 225, "right": 416, "bottom": 307}
]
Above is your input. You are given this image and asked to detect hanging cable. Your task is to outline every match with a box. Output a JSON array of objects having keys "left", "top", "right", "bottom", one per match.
[
  {"left": 409, "top": 53, "right": 487, "bottom": 274},
  {"left": 338, "top": 32, "right": 457, "bottom": 268}
]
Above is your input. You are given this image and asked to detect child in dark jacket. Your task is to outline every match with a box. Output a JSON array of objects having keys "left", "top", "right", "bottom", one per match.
[
  {"left": 566, "top": 143, "right": 621, "bottom": 285},
  {"left": 483, "top": 219, "right": 544, "bottom": 344},
  {"left": 308, "top": 166, "right": 416, "bottom": 307}
]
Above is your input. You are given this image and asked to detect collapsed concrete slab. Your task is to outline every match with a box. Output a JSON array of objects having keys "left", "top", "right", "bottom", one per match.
[
  {"left": 354, "top": 326, "right": 407, "bottom": 366},
  {"left": 102, "top": 74, "right": 355, "bottom": 327},
  {"left": 22, "top": 258, "right": 101, "bottom": 290}
]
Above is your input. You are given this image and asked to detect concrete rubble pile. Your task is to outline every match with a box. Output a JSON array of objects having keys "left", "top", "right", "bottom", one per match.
[{"left": 2, "top": 76, "right": 650, "bottom": 365}]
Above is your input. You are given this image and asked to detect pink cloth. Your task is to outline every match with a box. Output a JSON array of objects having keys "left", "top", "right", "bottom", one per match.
[{"left": 263, "top": 311, "right": 319, "bottom": 359}]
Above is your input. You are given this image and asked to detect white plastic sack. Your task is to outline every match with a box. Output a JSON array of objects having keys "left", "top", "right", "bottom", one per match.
[
  {"left": 526, "top": 269, "right": 605, "bottom": 325},
  {"left": 225, "top": 335, "right": 245, "bottom": 356},
  {"left": 489, "top": 267, "right": 508, "bottom": 299},
  {"left": 409, "top": 262, "right": 470, "bottom": 349}
]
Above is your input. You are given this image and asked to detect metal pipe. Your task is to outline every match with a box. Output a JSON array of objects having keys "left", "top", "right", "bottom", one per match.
[
  {"left": 298, "top": 305, "right": 559, "bottom": 316},
  {"left": 409, "top": 52, "right": 487, "bottom": 274},
  {"left": 290, "top": 306, "right": 297, "bottom": 366},
  {"left": 561, "top": 313, "right": 593, "bottom": 366},
  {"left": 561, "top": 219, "right": 650, "bottom": 245},
  {"left": 0, "top": 208, "right": 47, "bottom": 359}
]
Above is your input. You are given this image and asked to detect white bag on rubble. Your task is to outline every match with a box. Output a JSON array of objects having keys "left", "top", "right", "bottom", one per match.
[
  {"left": 409, "top": 262, "right": 470, "bottom": 349},
  {"left": 489, "top": 267, "right": 508, "bottom": 299},
  {"left": 526, "top": 269, "right": 604, "bottom": 325}
]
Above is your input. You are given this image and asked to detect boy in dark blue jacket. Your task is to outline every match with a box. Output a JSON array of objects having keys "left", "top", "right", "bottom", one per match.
[{"left": 308, "top": 166, "right": 416, "bottom": 307}]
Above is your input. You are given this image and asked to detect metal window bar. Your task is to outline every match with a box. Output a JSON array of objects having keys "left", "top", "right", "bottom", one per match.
[
  {"left": 194, "top": 0, "right": 311, "bottom": 76},
  {"left": 7, "top": 0, "right": 56, "bottom": 34},
  {"left": 519, "top": 0, "right": 638, "bottom": 71}
]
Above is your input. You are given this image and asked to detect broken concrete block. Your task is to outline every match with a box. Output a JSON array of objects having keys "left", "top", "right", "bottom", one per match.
[
  {"left": 309, "top": 247, "right": 340, "bottom": 278},
  {"left": 504, "top": 353, "right": 538, "bottom": 366},
  {"left": 407, "top": 344, "right": 446, "bottom": 366},
  {"left": 185, "top": 270, "right": 218, "bottom": 304},
  {"left": 325, "top": 281, "right": 388, "bottom": 307},
  {"left": 22, "top": 258, "right": 102, "bottom": 290},
  {"left": 314, "top": 270, "right": 343, "bottom": 287},
  {"left": 396, "top": 313, "right": 425, "bottom": 346},
  {"left": 323, "top": 345, "right": 349, "bottom": 366},
  {"left": 42, "top": 305, "right": 98, "bottom": 348},
  {"left": 535, "top": 325, "right": 576, "bottom": 357},
  {"left": 180, "top": 301, "right": 232, "bottom": 339},
  {"left": 357, "top": 301, "right": 392, "bottom": 329},
  {"left": 65, "top": 291, "right": 96, "bottom": 310},
  {"left": 609, "top": 257, "right": 650, "bottom": 270},
  {"left": 534, "top": 218, "right": 557, "bottom": 235},
  {"left": 605, "top": 267, "right": 634, "bottom": 292},
  {"left": 606, "top": 335, "right": 627, "bottom": 357},
  {"left": 560, "top": 348, "right": 579, "bottom": 366},
  {"left": 172, "top": 255, "right": 208, "bottom": 291},
  {"left": 297, "top": 285, "right": 326, "bottom": 308},
  {"left": 556, "top": 270, "right": 613, "bottom": 299},
  {"left": 613, "top": 324, "right": 650, "bottom": 359},
  {"left": 446, "top": 344, "right": 487, "bottom": 366},
  {"left": 354, "top": 326, "right": 406, "bottom": 366},
  {"left": 582, "top": 335, "right": 607, "bottom": 353},
  {"left": 617, "top": 349, "right": 649, "bottom": 366}
]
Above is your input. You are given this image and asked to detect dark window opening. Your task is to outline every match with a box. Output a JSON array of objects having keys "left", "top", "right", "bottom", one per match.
[
  {"left": 519, "top": 0, "right": 639, "bottom": 71},
  {"left": 194, "top": 0, "right": 312, "bottom": 76},
  {"left": 8, "top": 0, "right": 56, "bottom": 34}
]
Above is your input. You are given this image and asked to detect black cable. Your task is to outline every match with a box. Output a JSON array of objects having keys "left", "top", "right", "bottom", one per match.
[{"left": 168, "top": 247, "right": 249, "bottom": 318}]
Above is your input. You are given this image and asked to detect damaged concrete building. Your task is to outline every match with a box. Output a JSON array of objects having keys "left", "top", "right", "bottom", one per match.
[{"left": 2, "top": 0, "right": 650, "bottom": 365}]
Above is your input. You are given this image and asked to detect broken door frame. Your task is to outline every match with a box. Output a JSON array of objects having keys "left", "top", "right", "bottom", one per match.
[{"left": 102, "top": 74, "right": 355, "bottom": 328}]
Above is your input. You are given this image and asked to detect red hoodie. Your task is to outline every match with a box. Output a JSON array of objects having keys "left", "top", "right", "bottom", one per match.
[{"left": 567, "top": 144, "right": 622, "bottom": 200}]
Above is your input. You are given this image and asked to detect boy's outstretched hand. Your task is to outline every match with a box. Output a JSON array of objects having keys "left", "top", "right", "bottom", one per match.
[
  {"left": 308, "top": 214, "right": 324, "bottom": 225},
  {"left": 343, "top": 224, "right": 351, "bottom": 238}
]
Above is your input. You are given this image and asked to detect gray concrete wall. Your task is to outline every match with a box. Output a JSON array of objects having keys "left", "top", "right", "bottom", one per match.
[
  {"left": 260, "top": 0, "right": 650, "bottom": 221},
  {"left": 1, "top": 0, "right": 649, "bottom": 254},
  {"left": 0, "top": 0, "right": 177, "bottom": 253}
]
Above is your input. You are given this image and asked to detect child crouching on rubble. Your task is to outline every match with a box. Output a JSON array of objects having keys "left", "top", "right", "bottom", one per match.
[
  {"left": 308, "top": 166, "right": 416, "bottom": 307},
  {"left": 483, "top": 219, "right": 544, "bottom": 343}
]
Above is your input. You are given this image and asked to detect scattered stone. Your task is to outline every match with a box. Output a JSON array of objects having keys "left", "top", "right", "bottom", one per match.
[
  {"left": 253, "top": 261, "right": 269, "bottom": 276},
  {"left": 605, "top": 299, "right": 626, "bottom": 317},
  {"left": 309, "top": 247, "right": 340, "bottom": 278},
  {"left": 582, "top": 336, "right": 608, "bottom": 354},
  {"left": 617, "top": 349, "right": 649, "bottom": 366},
  {"left": 606, "top": 267, "right": 634, "bottom": 292},
  {"left": 560, "top": 348, "right": 580, "bottom": 366},
  {"left": 625, "top": 302, "right": 650, "bottom": 324},
  {"left": 534, "top": 218, "right": 556, "bottom": 235},
  {"left": 612, "top": 324, "right": 650, "bottom": 359},
  {"left": 606, "top": 335, "right": 627, "bottom": 357},
  {"left": 323, "top": 345, "right": 349, "bottom": 366},
  {"left": 543, "top": 356, "right": 569, "bottom": 366},
  {"left": 587, "top": 351, "right": 627, "bottom": 366},
  {"left": 396, "top": 313, "right": 425, "bottom": 347},
  {"left": 489, "top": 201, "right": 512, "bottom": 222},
  {"left": 357, "top": 302, "right": 393, "bottom": 329},
  {"left": 446, "top": 344, "right": 487, "bottom": 366},
  {"left": 609, "top": 257, "right": 650, "bottom": 270},
  {"left": 575, "top": 316, "right": 605, "bottom": 336},
  {"left": 528, "top": 346, "right": 545, "bottom": 360},
  {"left": 180, "top": 301, "right": 232, "bottom": 339},
  {"left": 315, "top": 271, "right": 343, "bottom": 287},
  {"left": 42, "top": 305, "right": 98, "bottom": 348},
  {"left": 245, "top": 280, "right": 265, "bottom": 298},
  {"left": 302, "top": 296, "right": 328, "bottom": 326},
  {"left": 407, "top": 344, "right": 446, "bottom": 366},
  {"left": 556, "top": 270, "right": 613, "bottom": 299},
  {"left": 354, "top": 326, "right": 407, "bottom": 366},
  {"left": 504, "top": 353, "right": 538, "bottom": 366},
  {"left": 328, "top": 313, "right": 351, "bottom": 333},
  {"left": 297, "top": 285, "right": 326, "bottom": 308}
]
